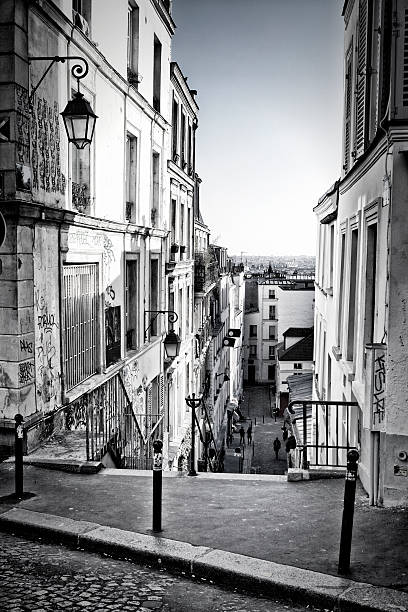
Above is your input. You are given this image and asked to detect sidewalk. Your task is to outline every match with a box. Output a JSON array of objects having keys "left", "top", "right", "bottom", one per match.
[{"left": 1, "top": 460, "right": 408, "bottom": 611}]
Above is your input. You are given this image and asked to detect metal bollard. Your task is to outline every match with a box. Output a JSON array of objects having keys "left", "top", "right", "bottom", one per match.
[
  {"left": 262, "top": 415, "right": 265, "bottom": 424},
  {"left": 338, "top": 449, "right": 359, "bottom": 574},
  {"left": 254, "top": 417, "right": 257, "bottom": 426},
  {"left": 15, "top": 414, "right": 24, "bottom": 499},
  {"left": 152, "top": 439, "right": 163, "bottom": 533}
]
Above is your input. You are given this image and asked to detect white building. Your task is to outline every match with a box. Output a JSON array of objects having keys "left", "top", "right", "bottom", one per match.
[
  {"left": 243, "top": 275, "right": 314, "bottom": 386},
  {"left": 314, "top": 0, "right": 408, "bottom": 505}
]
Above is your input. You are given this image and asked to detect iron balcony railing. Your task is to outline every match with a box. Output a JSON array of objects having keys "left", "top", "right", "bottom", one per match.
[
  {"left": 194, "top": 252, "right": 217, "bottom": 292},
  {"left": 287, "top": 400, "right": 359, "bottom": 469},
  {"left": 65, "top": 370, "right": 163, "bottom": 469}
]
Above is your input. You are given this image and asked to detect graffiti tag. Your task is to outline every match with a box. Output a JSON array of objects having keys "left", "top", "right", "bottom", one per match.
[
  {"left": 372, "top": 352, "right": 386, "bottom": 428},
  {"left": 19, "top": 361, "right": 35, "bottom": 384}
]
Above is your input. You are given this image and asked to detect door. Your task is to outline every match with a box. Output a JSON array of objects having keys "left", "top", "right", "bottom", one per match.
[{"left": 248, "top": 365, "right": 256, "bottom": 384}]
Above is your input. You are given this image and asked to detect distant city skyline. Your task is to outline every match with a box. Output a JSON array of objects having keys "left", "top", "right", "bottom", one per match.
[{"left": 172, "top": 0, "right": 344, "bottom": 256}]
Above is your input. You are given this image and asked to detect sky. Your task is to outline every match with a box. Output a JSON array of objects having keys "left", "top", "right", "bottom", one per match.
[{"left": 172, "top": 0, "right": 344, "bottom": 256}]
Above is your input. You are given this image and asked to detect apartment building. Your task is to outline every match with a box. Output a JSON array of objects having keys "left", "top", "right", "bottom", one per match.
[
  {"left": 243, "top": 274, "right": 315, "bottom": 386},
  {"left": 164, "top": 61, "right": 197, "bottom": 469},
  {"left": 314, "top": 0, "right": 408, "bottom": 505},
  {"left": 0, "top": 0, "right": 175, "bottom": 465}
]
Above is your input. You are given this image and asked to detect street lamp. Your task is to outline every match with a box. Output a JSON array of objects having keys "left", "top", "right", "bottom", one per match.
[
  {"left": 215, "top": 372, "right": 230, "bottom": 384},
  {"left": 163, "top": 329, "right": 181, "bottom": 359},
  {"left": 61, "top": 91, "right": 97, "bottom": 150},
  {"left": 144, "top": 310, "right": 181, "bottom": 358},
  {"left": 185, "top": 393, "right": 202, "bottom": 476},
  {"left": 28, "top": 56, "right": 98, "bottom": 149}
]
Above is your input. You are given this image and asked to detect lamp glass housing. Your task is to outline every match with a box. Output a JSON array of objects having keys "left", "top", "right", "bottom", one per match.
[
  {"left": 163, "top": 330, "right": 181, "bottom": 358},
  {"left": 61, "top": 91, "right": 97, "bottom": 150}
]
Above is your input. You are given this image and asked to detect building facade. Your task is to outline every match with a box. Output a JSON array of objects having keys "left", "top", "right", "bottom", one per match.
[
  {"left": 243, "top": 275, "right": 315, "bottom": 386},
  {"left": 314, "top": 0, "right": 408, "bottom": 505},
  {"left": 0, "top": 0, "right": 177, "bottom": 465}
]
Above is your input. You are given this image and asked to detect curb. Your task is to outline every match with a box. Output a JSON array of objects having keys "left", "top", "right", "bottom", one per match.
[{"left": 0, "top": 508, "right": 407, "bottom": 612}]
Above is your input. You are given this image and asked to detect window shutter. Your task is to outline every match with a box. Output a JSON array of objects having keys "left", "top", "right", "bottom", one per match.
[
  {"left": 343, "top": 46, "right": 353, "bottom": 173},
  {"left": 355, "top": 0, "right": 370, "bottom": 156}
]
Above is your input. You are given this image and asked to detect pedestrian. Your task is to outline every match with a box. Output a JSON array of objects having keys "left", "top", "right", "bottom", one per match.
[
  {"left": 285, "top": 434, "right": 297, "bottom": 468},
  {"left": 239, "top": 426, "right": 245, "bottom": 445},
  {"left": 282, "top": 426, "right": 288, "bottom": 442},
  {"left": 246, "top": 424, "right": 252, "bottom": 444},
  {"left": 273, "top": 436, "right": 281, "bottom": 460}
]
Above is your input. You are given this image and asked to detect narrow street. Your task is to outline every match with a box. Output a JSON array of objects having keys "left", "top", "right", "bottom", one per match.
[
  {"left": 225, "top": 385, "right": 287, "bottom": 475},
  {"left": 0, "top": 532, "right": 327, "bottom": 612}
]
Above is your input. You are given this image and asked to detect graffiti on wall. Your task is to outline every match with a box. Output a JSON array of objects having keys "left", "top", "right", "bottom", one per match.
[
  {"left": 372, "top": 347, "right": 386, "bottom": 430},
  {"left": 30, "top": 93, "right": 66, "bottom": 195},
  {"left": 34, "top": 289, "right": 60, "bottom": 407}
]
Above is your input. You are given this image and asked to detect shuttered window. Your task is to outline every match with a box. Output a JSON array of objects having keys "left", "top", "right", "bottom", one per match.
[
  {"left": 344, "top": 45, "right": 353, "bottom": 173},
  {"left": 63, "top": 263, "right": 98, "bottom": 390},
  {"left": 355, "top": 0, "right": 372, "bottom": 156},
  {"left": 403, "top": 8, "right": 408, "bottom": 107}
]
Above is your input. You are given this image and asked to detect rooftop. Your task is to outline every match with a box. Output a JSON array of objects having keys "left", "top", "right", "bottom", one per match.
[
  {"left": 283, "top": 327, "right": 313, "bottom": 338},
  {"left": 278, "top": 331, "right": 314, "bottom": 362}
]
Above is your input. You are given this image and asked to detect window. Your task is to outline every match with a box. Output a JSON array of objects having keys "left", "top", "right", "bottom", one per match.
[
  {"left": 181, "top": 111, "right": 186, "bottom": 168},
  {"left": 249, "top": 325, "right": 257, "bottom": 338},
  {"left": 337, "top": 232, "right": 346, "bottom": 347},
  {"left": 72, "top": 0, "right": 91, "bottom": 35},
  {"left": 269, "top": 305, "right": 276, "bottom": 320},
  {"left": 249, "top": 345, "right": 257, "bottom": 358},
  {"left": 328, "top": 224, "right": 334, "bottom": 289},
  {"left": 188, "top": 123, "right": 192, "bottom": 172},
  {"left": 153, "top": 35, "right": 161, "bottom": 112},
  {"left": 149, "top": 258, "right": 159, "bottom": 337},
  {"left": 268, "top": 289, "right": 275, "bottom": 299},
  {"left": 125, "top": 259, "right": 138, "bottom": 351},
  {"left": 269, "top": 345, "right": 275, "bottom": 359},
  {"left": 268, "top": 325, "right": 276, "bottom": 340},
  {"left": 105, "top": 304, "right": 121, "bottom": 368},
  {"left": 355, "top": 0, "right": 371, "bottom": 157},
  {"left": 151, "top": 152, "right": 160, "bottom": 226},
  {"left": 343, "top": 43, "right": 353, "bottom": 172},
  {"left": 364, "top": 223, "right": 377, "bottom": 349},
  {"left": 187, "top": 207, "right": 191, "bottom": 258},
  {"left": 180, "top": 203, "right": 185, "bottom": 249},
  {"left": 170, "top": 199, "right": 177, "bottom": 247},
  {"left": 172, "top": 97, "right": 178, "bottom": 160},
  {"left": 63, "top": 263, "right": 98, "bottom": 390},
  {"left": 346, "top": 228, "right": 358, "bottom": 361},
  {"left": 125, "top": 134, "right": 137, "bottom": 222},
  {"left": 186, "top": 286, "right": 190, "bottom": 334},
  {"left": 127, "top": 3, "right": 140, "bottom": 79}
]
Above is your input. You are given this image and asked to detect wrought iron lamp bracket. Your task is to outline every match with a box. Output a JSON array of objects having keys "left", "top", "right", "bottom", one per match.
[
  {"left": 28, "top": 55, "right": 89, "bottom": 105},
  {"left": 144, "top": 309, "right": 178, "bottom": 338}
]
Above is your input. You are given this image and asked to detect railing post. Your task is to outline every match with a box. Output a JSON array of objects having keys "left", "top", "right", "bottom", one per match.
[
  {"left": 152, "top": 439, "right": 163, "bottom": 533},
  {"left": 302, "top": 402, "right": 308, "bottom": 469},
  {"left": 338, "top": 449, "right": 359, "bottom": 574},
  {"left": 14, "top": 414, "right": 24, "bottom": 499}
]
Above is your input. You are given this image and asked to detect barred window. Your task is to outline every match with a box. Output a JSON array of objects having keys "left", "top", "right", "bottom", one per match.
[{"left": 63, "top": 263, "right": 98, "bottom": 390}]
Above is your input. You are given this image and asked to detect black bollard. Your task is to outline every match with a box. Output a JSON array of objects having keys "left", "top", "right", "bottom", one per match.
[
  {"left": 338, "top": 449, "right": 359, "bottom": 574},
  {"left": 152, "top": 440, "right": 163, "bottom": 533},
  {"left": 262, "top": 415, "right": 265, "bottom": 424},
  {"left": 15, "top": 414, "right": 24, "bottom": 499},
  {"left": 254, "top": 417, "right": 257, "bottom": 426}
]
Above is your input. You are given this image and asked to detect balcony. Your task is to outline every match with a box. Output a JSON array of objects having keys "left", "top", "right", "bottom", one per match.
[{"left": 194, "top": 251, "right": 217, "bottom": 293}]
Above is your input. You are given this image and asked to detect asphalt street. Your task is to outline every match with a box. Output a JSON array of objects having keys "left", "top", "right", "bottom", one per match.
[{"left": 0, "top": 532, "right": 330, "bottom": 612}]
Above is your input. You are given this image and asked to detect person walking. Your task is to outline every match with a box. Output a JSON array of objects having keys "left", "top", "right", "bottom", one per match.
[
  {"left": 239, "top": 426, "right": 245, "bottom": 445},
  {"left": 246, "top": 424, "right": 252, "bottom": 444},
  {"left": 273, "top": 436, "right": 281, "bottom": 460}
]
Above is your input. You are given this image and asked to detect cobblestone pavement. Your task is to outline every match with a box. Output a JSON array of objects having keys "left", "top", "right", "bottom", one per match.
[{"left": 0, "top": 532, "right": 330, "bottom": 612}]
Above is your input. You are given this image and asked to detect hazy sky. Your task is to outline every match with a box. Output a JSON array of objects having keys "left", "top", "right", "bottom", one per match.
[{"left": 172, "top": 0, "right": 344, "bottom": 256}]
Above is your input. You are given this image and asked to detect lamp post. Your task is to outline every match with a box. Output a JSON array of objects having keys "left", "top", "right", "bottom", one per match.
[
  {"left": 28, "top": 56, "right": 97, "bottom": 149},
  {"left": 185, "top": 393, "right": 202, "bottom": 476},
  {"left": 144, "top": 310, "right": 181, "bottom": 358}
]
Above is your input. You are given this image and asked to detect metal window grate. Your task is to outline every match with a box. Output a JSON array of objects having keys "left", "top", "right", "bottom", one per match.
[{"left": 63, "top": 264, "right": 98, "bottom": 390}]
